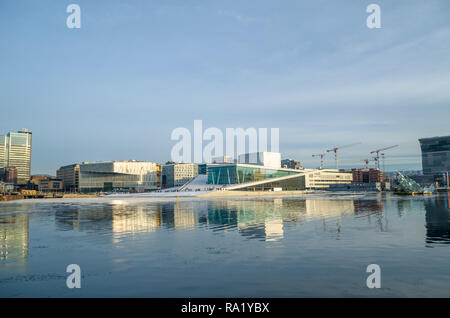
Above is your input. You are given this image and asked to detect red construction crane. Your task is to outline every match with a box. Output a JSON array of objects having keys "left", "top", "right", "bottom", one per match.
[
  {"left": 312, "top": 153, "right": 326, "bottom": 169},
  {"left": 370, "top": 145, "right": 399, "bottom": 170},
  {"left": 326, "top": 143, "right": 361, "bottom": 170}
]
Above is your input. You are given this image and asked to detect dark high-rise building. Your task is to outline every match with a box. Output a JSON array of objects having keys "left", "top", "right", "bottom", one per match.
[{"left": 419, "top": 135, "right": 450, "bottom": 176}]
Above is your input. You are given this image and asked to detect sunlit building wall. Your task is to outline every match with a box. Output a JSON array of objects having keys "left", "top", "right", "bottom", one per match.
[
  {"left": 79, "top": 161, "right": 158, "bottom": 192},
  {"left": 0, "top": 129, "right": 32, "bottom": 184},
  {"left": 161, "top": 163, "right": 199, "bottom": 188},
  {"left": 56, "top": 163, "right": 80, "bottom": 192}
]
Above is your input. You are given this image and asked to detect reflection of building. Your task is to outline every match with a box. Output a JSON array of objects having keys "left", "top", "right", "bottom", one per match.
[
  {"left": 205, "top": 200, "right": 285, "bottom": 241},
  {"left": 112, "top": 206, "right": 162, "bottom": 234},
  {"left": 419, "top": 135, "right": 450, "bottom": 181},
  {"left": 79, "top": 161, "right": 159, "bottom": 192},
  {"left": 159, "top": 202, "right": 203, "bottom": 229},
  {"left": 0, "top": 129, "right": 32, "bottom": 184},
  {"left": 0, "top": 213, "right": 29, "bottom": 273},
  {"left": 353, "top": 199, "right": 384, "bottom": 215},
  {"left": 305, "top": 200, "right": 355, "bottom": 218},
  {"left": 161, "top": 163, "right": 199, "bottom": 188},
  {"left": 424, "top": 195, "right": 450, "bottom": 244},
  {"left": 56, "top": 164, "right": 80, "bottom": 192}
]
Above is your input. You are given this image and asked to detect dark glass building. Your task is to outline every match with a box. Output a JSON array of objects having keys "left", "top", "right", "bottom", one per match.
[{"left": 419, "top": 135, "right": 450, "bottom": 176}]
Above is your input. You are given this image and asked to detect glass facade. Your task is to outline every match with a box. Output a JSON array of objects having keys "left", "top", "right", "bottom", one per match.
[
  {"left": 79, "top": 161, "right": 158, "bottom": 192},
  {"left": 0, "top": 130, "right": 32, "bottom": 184},
  {"left": 207, "top": 164, "right": 301, "bottom": 185},
  {"left": 419, "top": 136, "right": 450, "bottom": 176}
]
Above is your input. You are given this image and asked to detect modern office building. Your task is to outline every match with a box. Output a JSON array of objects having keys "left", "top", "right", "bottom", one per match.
[
  {"left": 238, "top": 152, "right": 281, "bottom": 169},
  {"left": 79, "top": 161, "right": 159, "bottom": 192},
  {"left": 161, "top": 163, "right": 199, "bottom": 188},
  {"left": 56, "top": 164, "right": 80, "bottom": 192},
  {"left": 0, "top": 129, "right": 32, "bottom": 184},
  {"left": 39, "top": 178, "right": 63, "bottom": 192},
  {"left": 281, "top": 158, "right": 303, "bottom": 170},
  {"left": 419, "top": 135, "right": 450, "bottom": 177},
  {"left": 207, "top": 163, "right": 352, "bottom": 191},
  {"left": 30, "top": 175, "right": 52, "bottom": 187}
]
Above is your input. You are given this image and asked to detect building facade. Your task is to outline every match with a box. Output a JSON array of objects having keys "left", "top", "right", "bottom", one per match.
[
  {"left": 207, "top": 163, "right": 352, "bottom": 191},
  {"left": 79, "top": 161, "right": 159, "bottom": 192},
  {"left": 238, "top": 152, "right": 281, "bottom": 168},
  {"left": 39, "top": 178, "right": 63, "bottom": 192},
  {"left": 56, "top": 164, "right": 80, "bottom": 192},
  {"left": 211, "top": 156, "right": 234, "bottom": 164},
  {"left": 304, "top": 170, "right": 353, "bottom": 189},
  {"left": 0, "top": 167, "right": 18, "bottom": 184},
  {"left": 161, "top": 163, "right": 199, "bottom": 188},
  {"left": 352, "top": 168, "right": 383, "bottom": 183},
  {"left": 281, "top": 158, "right": 303, "bottom": 170},
  {"left": 419, "top": 135, "right": 450, "bottom": 176},
  {"left": 0, "top": 129, "right": 32, "bottom": 184}
]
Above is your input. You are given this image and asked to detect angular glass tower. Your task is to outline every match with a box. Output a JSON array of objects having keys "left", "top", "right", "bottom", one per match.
[{"left": 419, "top": 135, "right": 450, "bottom": 176}]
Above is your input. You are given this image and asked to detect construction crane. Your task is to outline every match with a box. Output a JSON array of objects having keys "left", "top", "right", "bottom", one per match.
[
  {"left": 361, "top": 158, "right": 370, "bottom": 170},
  {"left": 370, "top": 145, "right": 399, "bottom": 170},
  {"left": 312, "top": 153, "right": 326, "bottom": 169},
  {"left": 326, "top": 143, "right": 361, "bottom": 170}
]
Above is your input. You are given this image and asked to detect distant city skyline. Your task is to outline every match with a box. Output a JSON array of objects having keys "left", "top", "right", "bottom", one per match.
[{"left": 1, "top": 0, "right": 449, "bottom": 174}]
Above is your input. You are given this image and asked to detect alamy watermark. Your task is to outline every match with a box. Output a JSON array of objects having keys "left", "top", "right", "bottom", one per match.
[
  {"left": 366, "top": 4, "right": 381, "bottom": 29},
  {"left": 170, "top": 120, "right": 279, "bottom": 163},
  {"left": 66, "top": 264, "right": 81, "bottom": 288},
  {"left": 65, "top": 4, "right": 381, "bottom": 30},
  {"left": 66, "top": 4, "right": 81, "bottom": 29},
  {"left": 366, "top": 264, "right": 381, "bottom": 288}
]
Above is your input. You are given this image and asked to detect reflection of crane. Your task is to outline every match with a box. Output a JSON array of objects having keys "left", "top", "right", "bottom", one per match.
[
  {"left": 370, "top": 145, "right": 399, "bottom": 170},
  {"left": 312, "top": 153, "right": 326, "bottom": 169},
  {"left": 326, "top": 143, "right": 361, "bottom": 170}
]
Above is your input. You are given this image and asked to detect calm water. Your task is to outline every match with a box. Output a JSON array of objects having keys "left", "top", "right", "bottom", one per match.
[{"left": 0, "top": 193, "right": 449, "bottom": 297}]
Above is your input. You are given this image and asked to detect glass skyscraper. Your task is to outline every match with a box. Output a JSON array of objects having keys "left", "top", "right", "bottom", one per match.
[{"left": 0, "top": 129, "right": 32, "bottom": 184}]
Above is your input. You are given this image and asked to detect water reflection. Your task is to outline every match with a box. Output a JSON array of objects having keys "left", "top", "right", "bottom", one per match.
[
  {"left": 0, "top": 212, "right": 29, "bottom": 273},
  {"left": 425, "top": 194, "right": 450, "bottom": 244},
  {"left": 1, "top": 194, "right": 450, "bottom": 267}
]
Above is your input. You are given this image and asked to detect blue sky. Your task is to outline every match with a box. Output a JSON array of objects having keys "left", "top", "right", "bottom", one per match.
[{"left": 1, "top": 0, "right": 449, "bottom": 174}]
